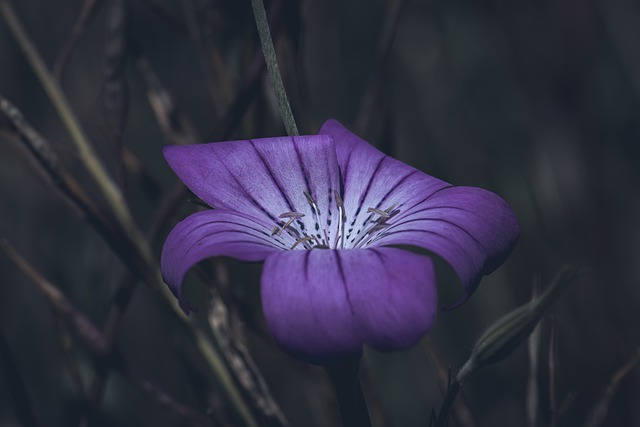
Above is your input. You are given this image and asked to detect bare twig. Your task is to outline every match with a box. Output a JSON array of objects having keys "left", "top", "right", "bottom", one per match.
[
  {"left": 53, "top": 0, "right": 104, "bottom": 79},
  {"left": 132, "top": 45, "right": 201, "bottom": 146},
  {"left": 0, "top": 328, "right": 44, "bottom": 427},
  {"left": 0, "top": 0, "right": 137, "bottom": 239},
  {"left": 0, "top": 96, "right": 156, "bottom": 295},
  {"left": 0, "top": 240, "right": 111, "bottom": 355},
  {"left": 53, "top": 313, "right": 88, "bottom": 399},
  {"left": 102, "top": 0, "right": 129, "bottom": 185},
  {"left": 526, "top": 279, "right": 541, "bottom": 427},
  {"left": 0, "top": 96, "right": 259, "bottom": 427},
  {"left": 207, "top": 288, "right": 288, "bottom": 426},
  {"left": 583, "top": 348, "right": 640, "bottom": 427},
  {"left": 0, "top": 239, "right": 212, "bottom": 426},
  {"left": 423, "top": 337, "right": 477, "bottom": 427},
  {"left": 548, "top": 318, "right": 559, "bottom": 427}
]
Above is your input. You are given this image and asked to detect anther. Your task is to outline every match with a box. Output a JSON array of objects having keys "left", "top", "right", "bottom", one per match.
[
  {"left": 385, "top": 203, "right": 398, "bottom": 214},
  {"left": 279, "top": 212, "right": 305, "bottom": 219},
  {"left": 274, "top": 212, "right": 305, "bottom": 236},
  {"left": 367, "top": 207, "right": 390, "bottom": 218},
  {"left": 270, "top": 225, "right": 280, "bottom": 236},
  {"left": 303, "top": 191, "right": 317, "bottom": 208},
  {"left": 334, "top": 190, "right": 344, "bottom": 209}
]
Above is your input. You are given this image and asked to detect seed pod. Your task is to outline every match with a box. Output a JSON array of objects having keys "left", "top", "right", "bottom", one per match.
[{"left": 457, "top": 265, "right": 584, "bottom": 384}]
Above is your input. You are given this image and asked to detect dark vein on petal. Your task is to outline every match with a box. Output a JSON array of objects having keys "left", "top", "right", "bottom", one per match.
[
  {"left": 169, "top": 215, "right": 269, "bottom": 248},
  {"left": 373, "top": 228, "right": 480, "bottom": 279},
  {"left": 290, "top": 136, "right": 312, "bottom": 196},
  {"left": 303, "top": 250, "right": 311, "bottom": 282},
  {"left": 383, "top": 216, "right": 488, "bottom": 255},
  {"left": 249, "top": 139, "right": 296, "bottom": 212},
  {"left": 341, "top": 141, "right": 359, "bottom": 188},
  {"left": 389, "top": 184, "right": 455, "bottom": 224},
  {"left": 374, "top": 169, "right": 420, "bottom": 209},
  {"left": 183, "top": 229, "right": 286, "bottom": 254},
  {"left": 334, "top": 251, "right": 357, "bottom": 319},
  {"left": 176, "top": 218, "right": 288, "bottom": 251},
  {"left": 369, "top": 247, "right": 386, "bottom": 264},
  {"left": 211, "top": 146, "right": 281, "bottom": 221},
  {"left": 357, "top": 155, "right": 386, "bottom": 209}
]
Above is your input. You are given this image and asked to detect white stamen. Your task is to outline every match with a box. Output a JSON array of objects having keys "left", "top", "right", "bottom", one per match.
[
  {"left": 334, "top": 190, "right": 346, "bottom": 249},
  {"left": 268, "top": 190, "right": 399, "bottom": 250},
  {"left": 291, "top": 236, "right": 314, "bottom": 250},
  {"left": 367, "top": 207, "right": 390, "bottom": 218},
  {"left": 279, "top": 211, "right": 305, "bottom": 219}
]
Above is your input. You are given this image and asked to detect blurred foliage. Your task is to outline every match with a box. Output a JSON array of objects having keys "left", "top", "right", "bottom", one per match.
[{"left": 0, "top": 0, "right": 639, "bottom": 426}]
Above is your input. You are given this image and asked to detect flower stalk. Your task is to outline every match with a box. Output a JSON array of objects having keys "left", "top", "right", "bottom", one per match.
[
  {"left": 326, "top": 360, "right": 372, "bottom": 427},
  {"left": 250, "top": 0, "right": 299, "bottom": 136}
]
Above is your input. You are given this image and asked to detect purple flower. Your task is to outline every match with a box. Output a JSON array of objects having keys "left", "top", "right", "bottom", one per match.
[{"left": 161, "top": 119, "right": 519, "bottom": 364}]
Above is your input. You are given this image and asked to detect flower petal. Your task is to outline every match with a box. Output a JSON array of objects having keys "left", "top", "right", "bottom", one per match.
[
  {"left": 163, "top": 135, "right": 342, "bottom": 246},
  {"left": 319, "top": 120, "right": 519, "bottom": 305},
  {"left": 261, "top": 247, "right": 436, "bottom": 364},
  {"left": 161, "top": 210, "right": 283, "bottom": 312},
  {"left": 318, "top": 119, "right": 450, "bottom": 248},
  {"left": 370, "top": 186, "right": 520, "bottom": 305}
]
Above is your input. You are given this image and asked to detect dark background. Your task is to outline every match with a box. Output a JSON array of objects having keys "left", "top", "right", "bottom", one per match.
[{"left": 0, "top": 0, "right": 639, "bottom": 426}]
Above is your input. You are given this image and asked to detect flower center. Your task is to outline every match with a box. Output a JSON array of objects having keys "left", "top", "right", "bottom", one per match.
[{"left": 270, "top": 191, "right": 399, "bottom": 250}]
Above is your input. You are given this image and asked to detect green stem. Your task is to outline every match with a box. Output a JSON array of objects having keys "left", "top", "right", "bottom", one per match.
[
  {"left": 0, "top": 0, "right": 132, "bottom": 233},
  {"left": 326, "top": 359, "right": 372, "bottom": 427},
  {"left": 250, "top": 0, "right": 299, "bottom": 136}
]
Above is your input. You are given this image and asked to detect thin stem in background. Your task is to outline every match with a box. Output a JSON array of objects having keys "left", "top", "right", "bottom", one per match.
[
  {"left": 102, "top": 0, "right": 129, "bottom": 188},
  {"left": 583, "top": 348, "right": 640, "bottom": 427},
  {"left": 250, "top": 0, "right": 299, "bottom": 136},
  {"left": 422, "top": 338, "right": 476, "bottom": 427},
  {"left": 548, "top": 318, "right": 559, "bottom": 427},
  {"left": 526, "top": 279, "right": 541, "bottom": 427},
  {"left": 0, "top": 328, "right": 44, "bottom": 427},
  {"left": 1, "top": 2, "right": 264, "bottom": 416},
  {"left": 0, "top": 96, "right": 259, "bottom": 427},
  {"left": 0, "top": 240, "right": 212, "bottom": 427},
  {"left": 53, "top": 0, "right": 104, "bottom": 79},
  {"left": 53, "top": 313, "right": 87, "bottom": 400},
  {"left": 80, "top": 31, "right": 287, "bottom": 424},
  {"left": 0, "top": 0, "right": 136, "bottom": 240}
]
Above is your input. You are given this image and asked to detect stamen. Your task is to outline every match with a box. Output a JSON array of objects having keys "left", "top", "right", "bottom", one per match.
[
  {"left": 270, "top": 225, "right": 280, "bottom": 236},
  {"left": 279, "top": 212, "right": 305, "bottom": 219},
  {"left": 303, "top": 190, "right": 329, "bottom": 246},
  {"left": 272, "top": 212, "right": 305, "bottom": 236},
  {"left": 384, "top": 203, "right": 398, "bottom": 214},
  {"left": 334, "top": 190, "right": 344, "bottom": 211},
  {"left": 291, "top": 236, "right": 314, "bottom": 250},
  {"left": 367, "top": 207, "right": 390, "bottom": 218},
  {"left": 334, "top": 190, "right": 346, "bottom": 249},
  {"left": 350, "top": 203, "right": 399, "bottom": 249},
  {"left": 303, "top": 191, "right": 317, "bottom": 208},
  {"left": 278, "top": 217, "right": 297, "bottom": 236}
]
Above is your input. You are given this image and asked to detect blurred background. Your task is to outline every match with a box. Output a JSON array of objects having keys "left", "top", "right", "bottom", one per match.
[{"left": 0, "top": 0, "right": 639, "bottom": 426}]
